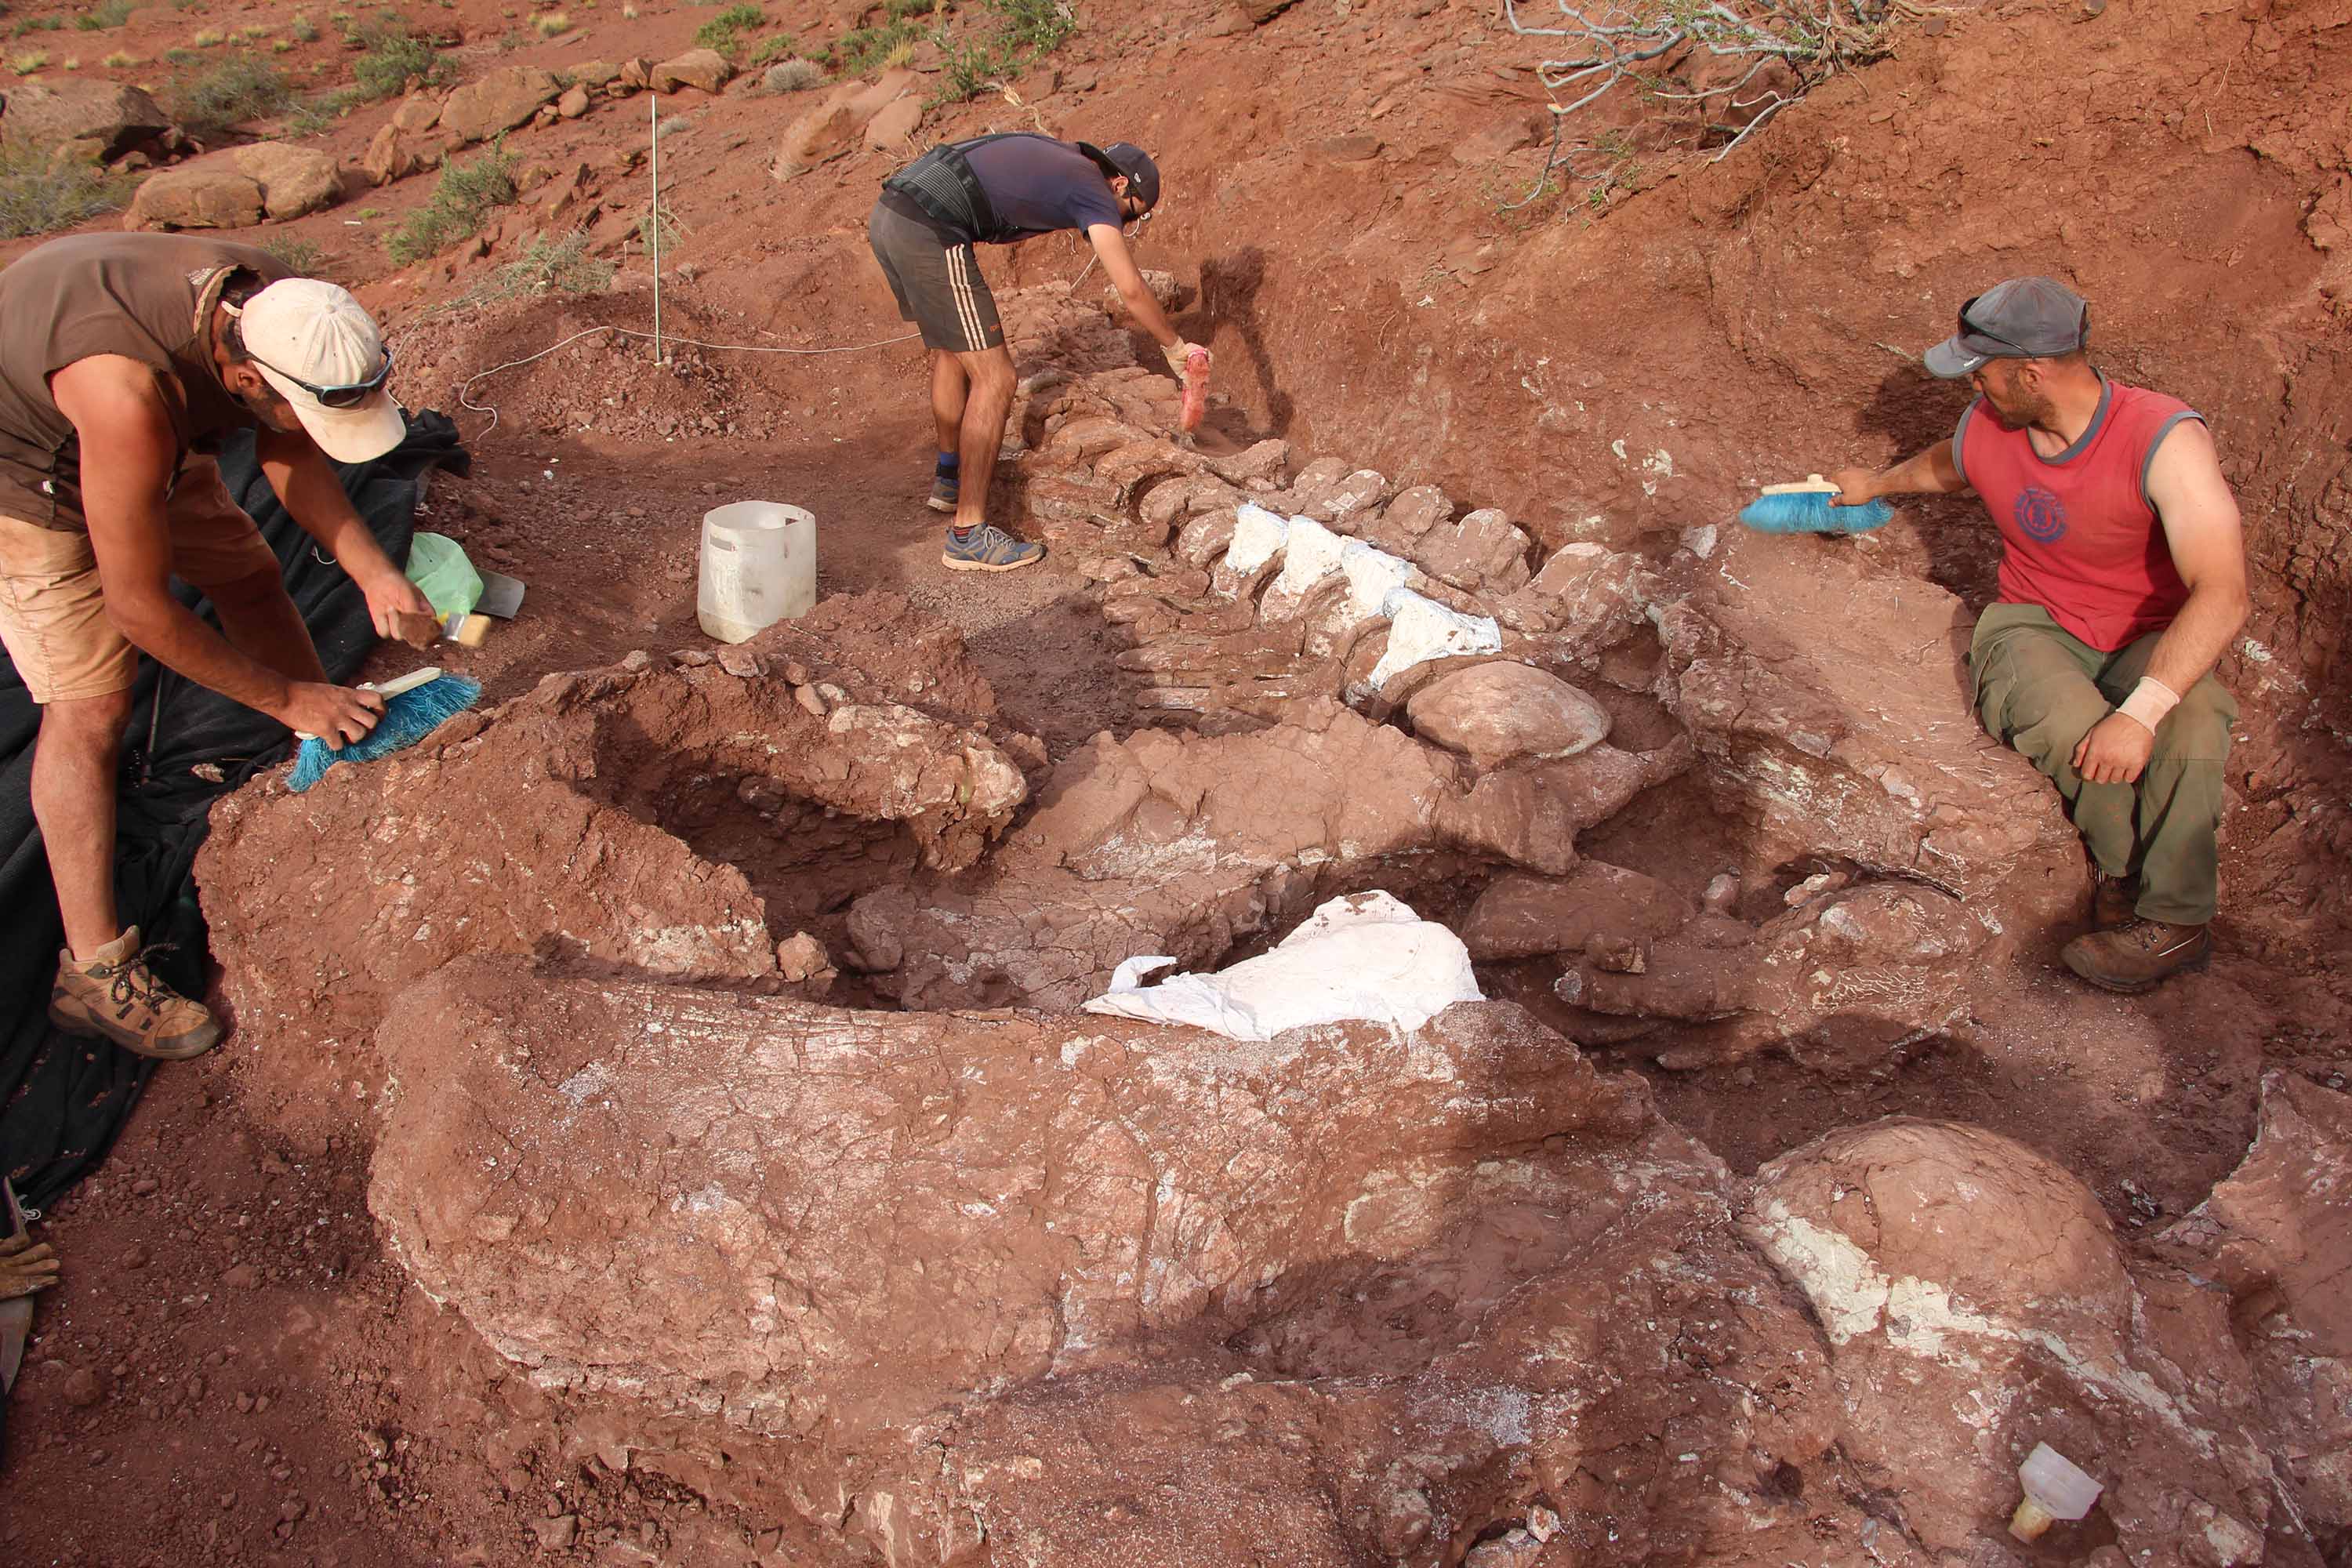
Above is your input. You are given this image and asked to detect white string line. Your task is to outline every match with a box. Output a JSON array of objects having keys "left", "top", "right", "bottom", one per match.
[{"left": 455, "top": 325, "right": 921, "bottom": 434}]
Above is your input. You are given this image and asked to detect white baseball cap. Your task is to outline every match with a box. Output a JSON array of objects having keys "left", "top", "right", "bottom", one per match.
[{"left": 234, "top": 277, "right": 405, "bottom": 463}]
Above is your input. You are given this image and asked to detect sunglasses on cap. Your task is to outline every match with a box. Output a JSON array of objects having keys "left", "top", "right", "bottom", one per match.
[
  {"left": 248, "top": 343, "right": 396, "bottom": 409},
  {"left": 1957, "top": 294, "right": 2086, "bottom": 359}
]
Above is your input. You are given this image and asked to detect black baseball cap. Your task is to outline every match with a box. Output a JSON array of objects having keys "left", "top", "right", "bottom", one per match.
[
  {"left": 1922, "top": 277, "right": 2090, "bottom": 378},
  {"left": 1078, "top": 140, "right": 1160, "bottom": 211}
]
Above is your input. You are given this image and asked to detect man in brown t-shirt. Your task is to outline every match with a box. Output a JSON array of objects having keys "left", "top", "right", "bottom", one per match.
[{"left": 0, "top": 233, "right": 434, "bottom": 1062}]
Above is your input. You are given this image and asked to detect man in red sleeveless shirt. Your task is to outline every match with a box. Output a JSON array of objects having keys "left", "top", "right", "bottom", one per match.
[{"left": 1828, "top": 278, "right": 2249, "bottom": 993}]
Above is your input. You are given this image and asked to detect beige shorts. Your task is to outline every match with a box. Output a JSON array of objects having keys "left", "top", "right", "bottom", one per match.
[{"left": 0, "top": 456, "right": 280, "bottom": 702}]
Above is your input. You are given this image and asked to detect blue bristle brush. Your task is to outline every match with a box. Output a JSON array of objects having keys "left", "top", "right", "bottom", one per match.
[
  {"left": 288, "top": 665, "right": 481, "bottom": 793},
  {"left": 1738, "top": 474, "right": 1893, "bottom": 534}
]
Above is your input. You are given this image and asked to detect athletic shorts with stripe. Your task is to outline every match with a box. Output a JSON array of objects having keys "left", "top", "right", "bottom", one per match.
[{"left": 866, "top": 194, "right": 1004, "bottom": 354}]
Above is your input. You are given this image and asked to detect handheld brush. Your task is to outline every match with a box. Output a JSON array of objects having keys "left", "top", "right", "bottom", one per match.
[
  {"left": 288, "top": 666, "right": 481, "bottom": 793},
  {"left": 1738, "top": 474, "right": 1893, "bottom": 534}
]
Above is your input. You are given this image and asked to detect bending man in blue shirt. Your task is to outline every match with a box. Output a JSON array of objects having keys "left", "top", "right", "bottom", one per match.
[{"left": 868, "top": 133, "right": 1205, "bottom": 572}]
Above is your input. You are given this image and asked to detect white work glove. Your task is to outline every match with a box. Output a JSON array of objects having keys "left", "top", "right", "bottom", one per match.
[{"left": 1163, "top": 339, "right": 1207, "bottom": 378}]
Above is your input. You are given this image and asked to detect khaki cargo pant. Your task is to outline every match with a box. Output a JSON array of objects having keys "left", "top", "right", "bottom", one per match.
[{"left": 1969, "top": 602, "right": 2235, "bottom": 926}]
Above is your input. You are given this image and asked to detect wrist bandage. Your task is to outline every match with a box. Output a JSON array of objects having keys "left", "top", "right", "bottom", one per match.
[{"left": 2115, "top": 676, "right": 2181, "bottom": 735}]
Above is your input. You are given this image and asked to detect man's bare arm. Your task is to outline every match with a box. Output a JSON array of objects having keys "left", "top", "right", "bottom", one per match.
[
  {"left": 253, "top": 425, "right": 433, "bottom": 638},
  {"left": 50, "top": 356, "right": 381, "bottom": 740},
  {"left": 1083, "top": 222, "right": 1180, "bottom": 350},
  {"left": 2068, "top": 418, "right": 2250, "bottom": 784},
  {"left": 2139, "top": 419, "right": 2251, "bottom": 695},
  {"left": 1828, "top": 439, "right": 1970, "bottom": 507}
]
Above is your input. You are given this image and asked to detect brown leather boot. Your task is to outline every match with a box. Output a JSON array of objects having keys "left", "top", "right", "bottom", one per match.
[
  {"left": 2060, "top": 918, "right": 2211, "bottom": 994},
  {"left": 2092, "top": 874, "right": 2138, "bottom": 929},
  {"left": 49, "top": 927, "right": 223, "bottom": 1061}
]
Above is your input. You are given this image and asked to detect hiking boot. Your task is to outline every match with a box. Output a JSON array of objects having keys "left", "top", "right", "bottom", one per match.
[
  {"left": 927, "top": 470, "right": 959, "bottom": 513},
  {"left": 2060, "top": 918, "right": 2211, "bottom": 995},
  {"left": 49, "top": 927, "right": 222, "bottom": 1061},
  {"left": 942, "top": 524, "right": 1044, "bottom": 573},
  {"left": 2092, "top": 873, "right": 2138, "bottom": 929}
]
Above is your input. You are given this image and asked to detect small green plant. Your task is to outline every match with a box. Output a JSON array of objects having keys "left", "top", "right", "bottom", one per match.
[
  {"left": 270, "top": 36, "right": 291, "bottom": 50},
  {"left": 692, "top": 2, "right": 763, "bottom": 57},
  {"left": 165, "top": 58, "right": 291, "bottom": 134},
  {"left": 172, "top": 0, "right": 205, "bottom": 9},
  {"left": 749, "top": 31, "right": 798, "bottom": 64},
  {"left": 190, "top": 27, "right": 223, "bottom": 46},
  {"left": 102, "top": 49, "right": 134, "bottom": 64},
  {"left": 10, "top": 15, "right": 64, "bottom": 34},
  {"left": 386, "top": 143, "right": 519, "bottom": 265},
  {"left": 631, "top": 200, "right": 680, "bottom": 256},
  {"left": 454, "top": 230, "right": 613, "bottom": 307},
  {"left": 0, "top": 141, "right": 131, "bottom": 236},
  {"left": 350, "top": 17, "right": 447, "bottom": 100},
  {"left": 290, "top": 12, "right": 318, "bottom": 40},
  {"left": 161, "top": 45, "right": 198, "bottom": 62},
  {"left": 935, "top": 0, "right": 1074, "bottom": 101},
  {"left": 76, "top": 0, "right": 138, "bottom": 31},
  {"left": 258, "top": 234, "right": 326, "bottom": 273},
  {"left": 234, "top": 23, "right": 272, "bottom": 41},
  {"left": 9, "top": 50, "right": 49, "bottom": 73},
  {"left": 285, "top": 83, "right": 361, "bottom": 134},
  {"left": 533, "top": 9, "right": 568, "bottom": 35}
]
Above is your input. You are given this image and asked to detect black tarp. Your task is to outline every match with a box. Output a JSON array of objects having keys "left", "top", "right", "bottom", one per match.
[{"left": 0, "top": 412, "right": 465, "bottom": 1212}]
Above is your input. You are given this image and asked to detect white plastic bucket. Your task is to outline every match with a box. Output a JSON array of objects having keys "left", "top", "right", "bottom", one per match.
[{"left": 697, "top": 502, "right": 816, "bottom": 644}]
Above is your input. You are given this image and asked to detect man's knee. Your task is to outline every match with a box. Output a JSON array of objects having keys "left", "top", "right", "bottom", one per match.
[
  {"left": 1984, "top": 665, "right": 2107, "bottom": 759},
  {"left": 39, "top": 687, "right": 134, "bottom": 749},
  {"left": 958, "top": 347, "right": 1015, "bottom": 397}
]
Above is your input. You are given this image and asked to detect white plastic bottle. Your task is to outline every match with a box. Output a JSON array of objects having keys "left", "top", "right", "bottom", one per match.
[
  {"left": 2009, "top": 1443, "right": 2103, "bottom": 1541},
  {"left": 698, "top": 502, "right": 816, "bottom": 644}
]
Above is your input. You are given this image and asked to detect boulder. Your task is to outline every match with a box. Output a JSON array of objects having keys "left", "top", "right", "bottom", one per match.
[
  {"left": 228, "top": 143, "right": 342, "bottom": 220},
  {"left": 1406, "top": 662, "right": 1610, "bottom": 771},
  {"left": 1460, "top": 861, "right": 1695, "bottom": 961},
  {"left": 2, "top": 80, "right": 172, "bottom": 162},
  {"left": 1745, "top": 1120, "right": 2276, "bottom": 1563},
  {"left": 769, "top": 83, "right": 862, "bottom": 180},
  {"left": 863, "top": 94, "right": 922, "bottom": 150},
  {"left": 556, "top": 85, "right": 590, "bottom": 118},
  {"left": 437, "top": 66, "right": 561, "bottom": 143},
  {"left": 389, "top": 92, "right": 441, "bottom": 134},
  {"left": 1410, "top": 506, "right": 1534, "bottom": 594},
  {"left": 649, "top": 48, "right": 733, "bottom": 94},
  {"left": 568, "top": 60, "right": 622, "bottom": 89},
  {"left": 123, "top": 166, "right": 263, "bottom": 231},
  {"left": 619, "top": 57, "right": 652, "bottom": 91},
  {"left": 361, "top": 124, "right": 428, "bottom": 187}
]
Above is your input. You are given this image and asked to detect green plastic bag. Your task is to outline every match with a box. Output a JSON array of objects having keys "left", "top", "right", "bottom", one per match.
[{"left": 405, "top": 532, "right": 482, "bottom": 621}]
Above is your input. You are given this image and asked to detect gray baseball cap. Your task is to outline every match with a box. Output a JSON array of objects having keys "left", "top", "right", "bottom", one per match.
[
  {"left": 1922, "top": 277, "right": 2090, "bottom": 378},
  {"left": 1078, "top": 140, "right": 1160, "bottom": 211}
]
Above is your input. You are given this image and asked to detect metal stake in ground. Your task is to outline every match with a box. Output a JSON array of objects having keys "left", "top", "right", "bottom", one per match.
[{"left": 649, "top": 94, "right": 663, "bottom": 368}]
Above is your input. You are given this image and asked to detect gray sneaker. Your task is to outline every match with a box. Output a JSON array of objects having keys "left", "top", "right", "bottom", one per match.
[
  {"left": 927, "top": 471, "right": 959, "bottom": 512},
  {"left": 942, "top": 524, "right": 1045, "bottom": 572}
]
